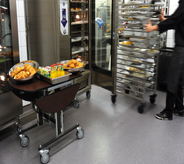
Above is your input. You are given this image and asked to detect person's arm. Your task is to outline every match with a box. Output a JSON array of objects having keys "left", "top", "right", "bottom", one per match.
[
  {"left": 158, "top": 1, "right": 184, "bottom": 33},
  {"left": 145, "top": 1, "right": 184, "bottom": 33}
]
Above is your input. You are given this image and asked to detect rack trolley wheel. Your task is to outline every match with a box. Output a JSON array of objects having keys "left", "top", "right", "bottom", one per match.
[
  {"left": 125, "top": 89, "right": 130, "bottom": 94},
  {"left": 76, "top": 127, "right": 84, "bottom": 139},
  {"left": 20, "top": 134, "right": 29, "bottom": 147},
  {"left": 111, "top": 95, "right": 117, "bottom": 104},
  {"left": 149, "top": 94, "right": 157, "bottom": 104},
  {"left": 40, "top": 149, "right": 50, "bottom": 164},
  {"left": 138, "top": 104, "right": 144, "bottom": 114},
  {"left": 86, "top": 91, "right": 91, "bottom": 99}
]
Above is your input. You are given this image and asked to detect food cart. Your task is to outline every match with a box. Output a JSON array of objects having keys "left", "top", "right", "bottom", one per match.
[{"left": 9, "top": 60, "right": 84, "bottom": 164}]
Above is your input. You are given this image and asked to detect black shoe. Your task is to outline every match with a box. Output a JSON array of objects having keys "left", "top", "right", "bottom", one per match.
[
  {"left": 155, "top": 110, "right": 173, "bottom": 120},
  {"left": 173, "top": 107, "right": 184, "bottom": 117}
]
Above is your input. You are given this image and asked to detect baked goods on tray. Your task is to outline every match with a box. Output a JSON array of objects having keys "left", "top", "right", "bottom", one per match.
[
  {"left": 10, "top": 64, "right": 37, "bottom": 80},
  {"left": 64, "top": 59, "right": 84, "bottom": 69},
  {"left": 9, "top": 60, "right": 39, "bottom": 82}
]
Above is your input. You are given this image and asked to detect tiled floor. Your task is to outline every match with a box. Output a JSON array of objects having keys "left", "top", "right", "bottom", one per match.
[{"left": 1, "top": 85, "right": 184, "bottom": 164}]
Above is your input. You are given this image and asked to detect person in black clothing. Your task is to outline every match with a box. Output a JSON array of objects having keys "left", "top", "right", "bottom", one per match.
[{"left": 145, "top": 0, "right": 184, "bottom": 120}]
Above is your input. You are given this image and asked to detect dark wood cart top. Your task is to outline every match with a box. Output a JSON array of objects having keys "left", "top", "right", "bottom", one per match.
[{"left": 9, "top": 72, "right": 82, "bottom": 92}]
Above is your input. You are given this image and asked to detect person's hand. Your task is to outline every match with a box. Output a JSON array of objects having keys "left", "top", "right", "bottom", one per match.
[
  {"left": 144, "top": 20, "right": 159, "bottom": 32},
  {"left": 159, "top": 8, "right": 166, "bottom": 22},
  {"left": 159, "top": 14, "right": 166, "bottom": 21},
  {"left": 145, "top": 20, "right": 153, "bottom": 32}
]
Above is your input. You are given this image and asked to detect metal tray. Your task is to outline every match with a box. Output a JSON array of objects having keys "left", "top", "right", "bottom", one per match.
[
  {"left": 9, "top": 60, "right": 39, "bottom": 83},
  {"left": 60, "top": 60, "right": 85, "bottom": 73},
  {"left": 36, "top": 71, "right": 72, "bottom": 85}
]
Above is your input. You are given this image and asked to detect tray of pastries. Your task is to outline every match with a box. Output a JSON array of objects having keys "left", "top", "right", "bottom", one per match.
[
  {"left": 9, "top": 60, "right": 39, "bottom": 82},
  {"left": 60, "top": 59, "right": 85, "bottom": 73}
]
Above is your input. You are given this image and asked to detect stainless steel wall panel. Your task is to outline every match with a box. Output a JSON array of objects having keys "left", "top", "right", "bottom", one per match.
[
  {"left": 27, "top": 16, "right": 55, "bottom": 30},
  {"left": 28, "top": 30, "right": 55, "bottom": 44},
  {"left": 25, "top": 0, "right": 60, "bottom": 66},
  {"left": 29, "top": 43, "right": 57, "bottom": 66},
  {"left": 0, "top": 91, "right": 22, "bottom": 126},
  {"left": 25, "top": 1, "right": 54, "bottom": 17}
]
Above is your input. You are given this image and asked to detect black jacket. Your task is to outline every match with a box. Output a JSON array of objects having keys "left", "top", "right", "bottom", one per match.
[{"left": 158, "top": 0, "right": 184, "bottom": 47}]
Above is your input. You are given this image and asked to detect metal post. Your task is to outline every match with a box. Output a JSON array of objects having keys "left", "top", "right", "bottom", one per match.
[{"left": 55, "top": 111, "right": 61, "bottom": 137}]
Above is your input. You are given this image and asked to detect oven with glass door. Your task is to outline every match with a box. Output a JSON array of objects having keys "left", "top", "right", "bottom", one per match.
[{"left": 90, "top": 0, "right": 117, "bottom": 103}]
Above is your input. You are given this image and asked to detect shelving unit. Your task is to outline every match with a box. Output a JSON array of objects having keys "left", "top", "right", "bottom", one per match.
[
  {"left": 116, "top": 0, "right": 163, "bottom": 113},
  {"left": 70, "top": 0, "right": 89, "bottom": 63},
  {"left": 70, "top": 0, "right": 91, "bottom": 104}
]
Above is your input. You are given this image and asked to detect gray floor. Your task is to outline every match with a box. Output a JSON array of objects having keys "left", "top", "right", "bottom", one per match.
[{"left": 1, "top": 85, "right": 184, "bottom": 164}]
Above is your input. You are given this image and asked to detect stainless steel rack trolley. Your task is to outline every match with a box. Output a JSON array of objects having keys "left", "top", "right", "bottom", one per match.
[{"left": 116, "top": 0, "right": 163, "bottom": 113}]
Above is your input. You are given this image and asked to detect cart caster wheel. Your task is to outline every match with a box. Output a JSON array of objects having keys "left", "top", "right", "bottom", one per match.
[
  {"left": 125, "top": 89, "right": 129, "bottom": 94},
  {"left": 150, "top": 94, "right": 157, "bottom": 104},
  {"left": 86, "top": 91, "right": 91, "bottom": 99},
  {"left": 14, "top": 123, "right": 22, "bottom": 136},
  {"left": 76, "top": 127, "right": 84, "bottom": 139},
  {"left": 138, "top": 105, "right": 144, "bottom": 114},
  {"left": 74, "top": 100, "right": 80, "bottom": 108},
  {"left": 40, "top": 149, "right": 50, "bottom": 164},
  {"left": 20, "top": 134, "right": 29, "bottom": 147},
  {"left": 111, "top": 95, "right": 117, "bottom": 104}
]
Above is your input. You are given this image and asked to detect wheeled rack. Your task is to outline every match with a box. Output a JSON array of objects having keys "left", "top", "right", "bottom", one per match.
[{"left": 116, "top": 0, "right": 164, "bottom": 113}]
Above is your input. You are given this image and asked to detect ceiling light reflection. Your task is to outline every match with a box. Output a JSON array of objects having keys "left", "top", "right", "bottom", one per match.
[{"left": 0, "top": 75, "right": 5, "bottom": 81}]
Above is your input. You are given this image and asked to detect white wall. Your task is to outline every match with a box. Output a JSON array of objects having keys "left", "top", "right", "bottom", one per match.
[
  {"left": 166, "top": 0, "right": 179, "bottom": 48},
  {"left": 16, "top": 0, "right": 27, "bottom": 62},
  {"left": 16, "top": 0, "right": 30, "bottom": 106}
]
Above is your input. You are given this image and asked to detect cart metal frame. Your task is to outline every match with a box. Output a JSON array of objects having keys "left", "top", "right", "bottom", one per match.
[{"left": 10, "top": 74, "right": 84, "bottom": 164}]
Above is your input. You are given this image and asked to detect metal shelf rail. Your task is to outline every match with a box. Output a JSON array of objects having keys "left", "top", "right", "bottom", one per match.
[
  {"left": 71, "top": 0, "right": 89, "bottom": 62},
  {"left": 116, "top": 0, "right": 163, "bottom": 113},
  {"left": 70, "top": 0, "right": 91, "bottom": 105}
]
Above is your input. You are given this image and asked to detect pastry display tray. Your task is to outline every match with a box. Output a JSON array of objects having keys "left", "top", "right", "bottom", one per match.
[{"left": 36, "top": 72, "right": 72, "bottom": 85}]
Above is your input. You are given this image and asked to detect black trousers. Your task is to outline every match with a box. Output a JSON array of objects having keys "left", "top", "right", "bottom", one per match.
[{"left": 165, "top": 47, "right": 184, "bottom": 113}]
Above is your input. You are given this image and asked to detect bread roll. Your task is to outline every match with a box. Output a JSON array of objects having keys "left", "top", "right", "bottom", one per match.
[
  {"left": 11, "top": 66, "right": 24, "bottom": 78},
  {"left": 24, "top": 64, "right": 36, "bottom": 76}
]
